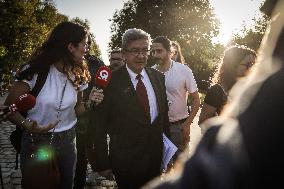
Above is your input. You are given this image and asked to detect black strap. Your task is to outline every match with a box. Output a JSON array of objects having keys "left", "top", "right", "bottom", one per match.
[
  {"left": 13, "top": 69, "right": 49, "bottom": 169},
  {"left": 30, "top": 70, "right": 49, "bottom": 97}
]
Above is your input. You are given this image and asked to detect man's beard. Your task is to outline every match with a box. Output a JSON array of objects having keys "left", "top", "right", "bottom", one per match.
[{"left": 152, "top": 57, "right": 163, "bottom": 64}]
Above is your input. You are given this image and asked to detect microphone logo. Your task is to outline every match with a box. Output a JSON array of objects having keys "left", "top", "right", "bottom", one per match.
[
  {"left": 99, "top": 70, "right": 109, "bottom": 81},
  {"left": 18, "top": 94, "right": 28, "bottom": 101},
  {"left": 95, "top": 66, "right": 112, "bottom": 89}
]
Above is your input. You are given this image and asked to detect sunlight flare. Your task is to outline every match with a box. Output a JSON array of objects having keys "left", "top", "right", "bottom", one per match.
[{"left": 210, "top": 0, "right": 264, "bottom": 45}]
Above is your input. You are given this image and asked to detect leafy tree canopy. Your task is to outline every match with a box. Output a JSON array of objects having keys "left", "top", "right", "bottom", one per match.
[
  {"left": 0, "top": 0, "right": 101, "bottom": 72},
  {"left": 109, "top": 0, "right": 224, "bottom": 90},
  {"left": 232, "top": 14, "right": 269, "bottom": 51},
  {"left": 0, "top": 0, "right": 66, "bottom": 70}
]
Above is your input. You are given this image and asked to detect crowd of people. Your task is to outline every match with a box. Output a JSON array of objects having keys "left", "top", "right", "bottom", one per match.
[{"left": 1, "top": 0, "right": 283, "bottom": 188}]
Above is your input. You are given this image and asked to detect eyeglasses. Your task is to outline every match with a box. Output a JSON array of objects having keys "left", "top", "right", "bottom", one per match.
[
  {"left": 240, "top": 61, "right": 255, "bottom": 69},
  {"left": 125, "top": 48, "right": 150, "bottom": 56},
  {"left": 110, "top": 58, "right": 123, "bottom": 61}
]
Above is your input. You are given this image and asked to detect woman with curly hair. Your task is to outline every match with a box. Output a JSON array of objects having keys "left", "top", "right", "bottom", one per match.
[
  {"left": 5, "top": 21, "right": 90, "bottom": 188},
  {"left": 198, "top": 45, "right": 256, "bottom": 126}
]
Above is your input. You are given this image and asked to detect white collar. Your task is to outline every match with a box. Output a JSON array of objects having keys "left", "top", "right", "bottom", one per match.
[{"left": 126, "top": 64, "right": 147, "bottom": 80}]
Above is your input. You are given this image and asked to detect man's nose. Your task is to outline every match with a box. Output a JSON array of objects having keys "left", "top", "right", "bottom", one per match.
[{"left": 136, "top": 51, "right": 146, "bottom": 58}]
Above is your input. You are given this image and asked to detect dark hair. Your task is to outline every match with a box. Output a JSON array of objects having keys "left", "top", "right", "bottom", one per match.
[
  {"left": 19, "top": 21, "right": 90, "bottom": 89},
  {"left": 87, "top": 33, "right": 93, "bottom": 46},
  {"left": 171, "top": 41, "right": 185, "bottom": 64},
  {"left": 212, "top": 45, "right": 256, "bottom": 91},
  {"left": 152, "top": 36, "right": 172, "bottom": 52},
  {"left": 110, "top": 48, "right": 121, "bottom": 55}
]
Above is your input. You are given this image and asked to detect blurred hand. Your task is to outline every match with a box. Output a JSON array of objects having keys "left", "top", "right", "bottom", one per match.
[
  {"left": 24, "top": 119, "right": 60, "bottom": 133},
  {"left": 182, "top": 122, "right": 191, "bottom": 147},
  {"left": 89, "top": 87, "right": 104, "bottom": 106},
  {"left": 98, "top": 169, "right": 114, "bottom": 180}
]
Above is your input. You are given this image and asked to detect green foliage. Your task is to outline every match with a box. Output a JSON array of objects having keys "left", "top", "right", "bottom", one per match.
[
  {"left": 0, "top": 0, "right": 102, "bottom": 71},
  {"left": 233, "top": 14, "right": 269, "bottom": 51},
  {"left": 71, "top": 17, "right": 91, "bottom": 30},
  {"left": 0, "top": 0, "right": 67, "bottom": 69},
  {"left": 109, "top": 0, "right": 224, "bottom": 90},
  {"left": 88, "top": 33, "right": 102, "bottom": 58},
  {"left": 0, "top": 46, "right": 7, "bottom": 57}
]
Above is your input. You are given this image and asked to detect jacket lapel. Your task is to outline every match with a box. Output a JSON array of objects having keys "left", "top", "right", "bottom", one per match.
[
  {"left": 145, "top": 67, "right": 162, "bottom": 115},
  {"left": 119, "top": 66, "right": 137, "bottom": 105},
  {"left": 119, "top": 66, "right": 136, "bottom": 95},
  {"left": 119, "top": 66, "right": 147, "bottom": 118}
]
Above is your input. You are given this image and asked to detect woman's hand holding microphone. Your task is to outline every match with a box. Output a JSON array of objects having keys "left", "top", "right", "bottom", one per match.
[{"left": 88, "top": 87, "right": 104, "bottom": 107}]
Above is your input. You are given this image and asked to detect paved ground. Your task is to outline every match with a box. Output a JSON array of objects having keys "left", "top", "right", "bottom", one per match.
[
  {"left": 0, "top": 93, "right": 202, "bottom": 189},
  {"left": 0, "top": 93, "right": 20, "bottom": 189}
]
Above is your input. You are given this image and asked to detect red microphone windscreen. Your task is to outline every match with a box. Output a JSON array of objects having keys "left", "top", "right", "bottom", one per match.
[
  {"left": 14, "top": 94, "right": 36, "bottom": 113},
  {"left": 95, "top": 66, "right": 112, "bottom": 89}
]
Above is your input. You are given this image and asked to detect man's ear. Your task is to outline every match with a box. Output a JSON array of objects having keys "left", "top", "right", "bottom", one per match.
[{"left": 68, "top": 43, "right": 74, "bottom": 53}]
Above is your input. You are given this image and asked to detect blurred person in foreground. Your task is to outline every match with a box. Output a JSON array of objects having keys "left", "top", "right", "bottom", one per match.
[
  {"left": 143, "top": 0, "right": 284, "bottom": 188},
  {"left": 198, "top": 45, "right": 256, "bottom": 128},
  {"left": 93, "top": 28, "right": 170, "bottom": 189},
  {"left": 109, "top": 48, "right": 124, "bottom": 71}
]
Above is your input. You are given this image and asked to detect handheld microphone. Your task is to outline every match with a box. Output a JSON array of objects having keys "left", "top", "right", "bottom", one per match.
[
  {"left": 95, "top": 66, "right": 112, "bottom": 89},
  {"left": 88, "top": 66, "right": 112, "bottom": 107},
  {"left": 15, "top": 94, "right": 36, "bottom": 113},
  {"left": 0, "top": 94, "right": 36, "bottom": 120},
  {"left": 0, "top": 104, "right": 18, "bottom": 117}
]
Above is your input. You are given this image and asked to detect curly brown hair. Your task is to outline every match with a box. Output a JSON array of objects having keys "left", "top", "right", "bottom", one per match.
[{"left": 211, "top": 45, "right": 256, "bottom": 91}]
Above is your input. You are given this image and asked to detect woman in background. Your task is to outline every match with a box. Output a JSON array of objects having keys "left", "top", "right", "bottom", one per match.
[
  {"left": 198, "top": 45, "right": 256, "bottom": 127},
  {"left": 171, "top": 41, "right": 185, "bottom": 64}
]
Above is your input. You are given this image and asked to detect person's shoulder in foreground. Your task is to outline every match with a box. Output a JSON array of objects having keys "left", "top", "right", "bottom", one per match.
[{"left": 143, "top": 0, "right": 284, "bottom": 188}]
